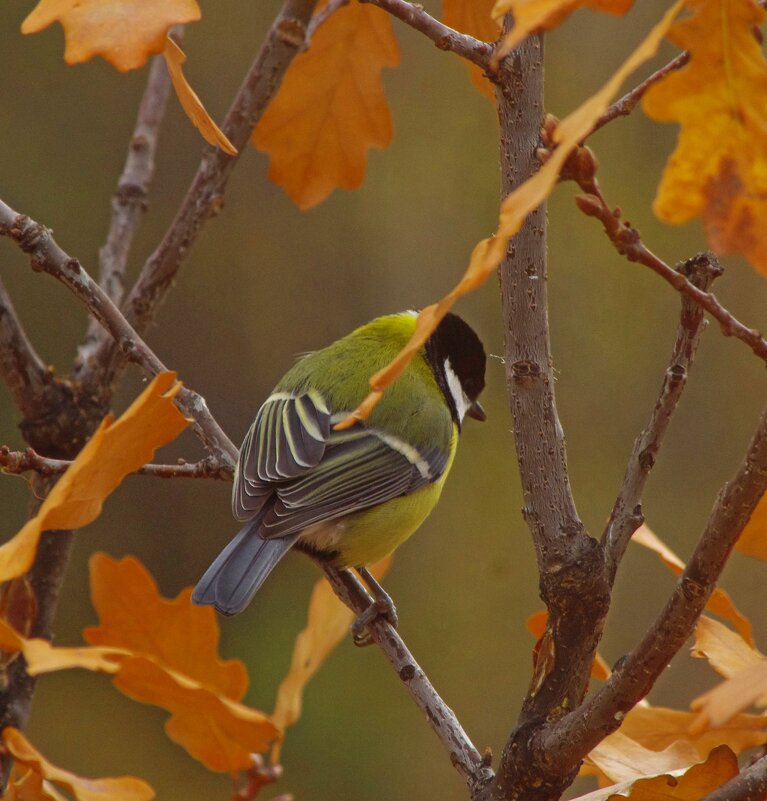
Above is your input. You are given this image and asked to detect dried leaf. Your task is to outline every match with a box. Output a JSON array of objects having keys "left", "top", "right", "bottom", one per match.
[
  {"left": 271, "top": 558, "right": 391, "bottom": 760},
  {"left": 572, "top": 745, "right": 738, "bottom": 801},
  {"left": 692, "top": 616, "right": 764, "bottom": 678},
  {"left": 163, "top": 38, "right": 237, "bottom": 156},
  {"left": 632, "top": 524, "right": 754, "bottom": 646},
  {"left": 618, "top": 703, "right": 767, "bottom": 761},
  {"left": 490, "top": 0, "right": 633, "bottom": 65},
  {"left": 0, "top": 373, "right": 188, "bottom": 584},
  {"left": 586, "top": 731, "right": 700, "bottom": 785},
  {"left": 84, "top": 554, "right": 278, "bottom": 771},
  {"left": 643, "top": 0, "right": 767, "bottom": 274},
  {"left": 0, "top": 579, "right": 36, "bottom": 670},
  {"left": 21, "top": 0, "right": 200, "bottom": 72},
  {"left": 253, "top": 1, "right": 399, "bottom": 209},
  {"left": 2, "top": 728, "right": 154, "bottom": 801},
  {"left": 84, "top": 553, "right": 246, "bottom": 698},
  {"left": 527, "top": 610, "right": 610, "bottom": 680},
  {"left": 692, "top": 661, "right": 767, "bottom": 732},
  {"left": 338, "top": 2, "right": 683, "bottom": 427},
  {"left": 442, "top": 0, "right": 499, "bottom": 100},
  {"left": 736, "top": 488, "right": 767, "bottom": 560}
]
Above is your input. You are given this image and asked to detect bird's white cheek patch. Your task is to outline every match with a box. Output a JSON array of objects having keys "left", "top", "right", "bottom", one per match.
[{"left": 444, "top": 358, "right": 471, "bottom": 421}]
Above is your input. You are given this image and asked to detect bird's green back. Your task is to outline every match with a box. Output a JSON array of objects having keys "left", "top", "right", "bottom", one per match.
[{"left": 274, "top": 313, "right": 453, "bottom": 451}]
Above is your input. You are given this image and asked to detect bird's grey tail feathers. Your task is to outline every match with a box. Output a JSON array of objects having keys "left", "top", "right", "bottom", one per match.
[{"left": 192, "top": 520, "right": 300, "bottom": 615}]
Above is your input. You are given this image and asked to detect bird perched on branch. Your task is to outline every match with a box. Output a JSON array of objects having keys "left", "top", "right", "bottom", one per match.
[{"left": 192, "top": 311, "right": 486, "bottom": 642}]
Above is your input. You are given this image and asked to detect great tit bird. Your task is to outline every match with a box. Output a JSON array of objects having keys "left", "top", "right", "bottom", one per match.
[{"left": 192, "top": 311, "right": 486, "bottom": 627}]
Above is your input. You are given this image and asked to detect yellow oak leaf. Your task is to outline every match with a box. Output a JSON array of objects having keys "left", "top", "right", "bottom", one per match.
[
  {"left": 632, "top": 524, "right": 754, "bottom": 646},
  {"left": 163, "top": 38, "right": 237, "bottom": 156},
  {"left": 0, "top": 373, "right": 189, "bottom": 583},
  {"left": 491, "top": 0, "right": 633, "bottom": 64},
  {"left": 252, "top": 1, "right": 399, "bottom": 209},
  {"left": 643, "top": 0, "right": 767, "bottom": 274},
  {"left": 338, "top": 2, "right": 682, "bottom": 428},
  {"left": 2, "top": 728, "right": 154, "bottom": 801},
  {"left": 21, "top": 0, "right": 201, "bottom": 72},
  {"left": 573, "top": 745, "right": 738, "bottom": 801},
  {"left": 442, "top": 0, "right": 499, "bottom": 100},
  {"left": 271, "top": 558, "right": 391, "bottom": 760}
]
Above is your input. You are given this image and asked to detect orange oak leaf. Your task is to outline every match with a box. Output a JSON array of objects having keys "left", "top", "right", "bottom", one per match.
[
  {"left": 1, "top": 767, "right": 54, "bottom": 801},
  {"left": 735, "top": 488, "right": 767, "bottom": 560},
  {"left": 252, "top": 1, "right": 399, "bottom": 209},
  {"left": 527, "top": 610, "right": 610, "bottom": 680},
  {"left": 21, "top": 0, "right": 201, "bottom": 72},
  {"left": 643, "top": 0, "right": 767, "bottom": 274},
  {"left": 691, "top": 617, "right": 767, "bottom": 733},
  {"left": 338, "top": 2, "right": 682, "bottom": 428},
  {"left": 631, "top": 525, "right": 754, "bottom": 646},
  {"left": 0, "top": 373, "right": 189, "bottom": 584},
  {"left": 442, "top": 0, "right": 499, "bottom": 100},
  {"left": 271, "top": 558, "right": 391, "bottom": 760},
  {"left": 84, "top": 554, "right": 278, "bottom": 771},
  {"left": 163, "top": 38, "right": 237, "bottom": 156},
  {"left": 490, "top": 0, "right": 633, "bottom": 65},
  {"left": 2, "top": 727, "right": 154, "bottom": 801},
  {"left": 572, "top": 744, "right": 738, "bottom": 801}
]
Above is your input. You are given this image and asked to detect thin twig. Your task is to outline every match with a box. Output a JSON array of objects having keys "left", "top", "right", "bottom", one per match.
[
  {"left": 602, "top": 252, "right": 722, "bottom": 580},
  {"left": 359, "top": 0, "right": 492, "bottom": 69},
  {"left": 699, "top": 753, "right": 767, "bottom": 801},
  {"left": 0, "top": 276, "right": 51, "bottom": 419},
  {"left": 76, "top": 54, "right": 172, "bottom": 376},
  {"left": 322, "top": 565, "right": 494, "bottom": 797},
  {"left": 0, "top": 446, "right": 230, "bottom": 480},
  {"left": 92, "top": 0, "right": 320, "bottom": 390},
  {"left": 307, "top": 0, "right": 349, "bottom": 37},
  {"left": 590, "top": 51, "right": 689, "bottom": 136},
  {"left": 536, "top": 399, "right": 767, "bottom": 768},
  {"left": 572, "top": 179, "right": 767, "bottom": 362},
  {"left": 0, "top": 199, "right": 237, "bottom": 469}
]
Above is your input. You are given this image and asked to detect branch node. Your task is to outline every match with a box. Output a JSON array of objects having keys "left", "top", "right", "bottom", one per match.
[{"left": 275, "top": 17, "right": 307, "bottom": 48}]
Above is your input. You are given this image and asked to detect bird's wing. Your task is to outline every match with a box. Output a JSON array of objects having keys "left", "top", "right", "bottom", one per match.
[
  {"left": 257, "top": 425, "right": 450, "bottom": 538},
  {"left": 232, "top": 391, "right": 331, "bottom": 521}
]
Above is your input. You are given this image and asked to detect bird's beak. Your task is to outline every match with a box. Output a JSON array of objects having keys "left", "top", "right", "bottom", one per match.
[{"left": 467, "top": 400, "right": 486, "bottom": 422}]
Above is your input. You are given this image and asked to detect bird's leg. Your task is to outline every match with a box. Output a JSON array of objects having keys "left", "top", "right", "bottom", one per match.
[{"left": 351, "top": 566, "right": 399, "bottom": 647}]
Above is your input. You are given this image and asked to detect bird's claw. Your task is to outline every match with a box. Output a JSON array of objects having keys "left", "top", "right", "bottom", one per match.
[{"left": 351, "top": 596, "right": 398, "bottom": 647}]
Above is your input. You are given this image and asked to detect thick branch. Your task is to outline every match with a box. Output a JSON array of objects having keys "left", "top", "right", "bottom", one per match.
[
  {"left": 491, "top": 29, "right": 609, "bottom": 801},
  {"left": 92, "top": 0, "right": 320, "bottom": 388},
  {"left": 537, "top": 399, "right": 767, "bottom": 769},
  {"left": 0, "top": 447, "right": 230, "bottom": 480},
  {"left": 700, "top": 754, "right": 767, "bottom": 801},
  {"left": 602, "top": 252, "right": 722, "bottom": 579},
  {"left": 0, "top": 276, "right": 51, "bottom": 419},
  {"left": 322, "top": 566, "right": 493, "bottom": 797},
  {"left": 574, "top": 182, "right": 767, "bottom": 362},
  {"left": 0, "top": 200, "right": 237, "bottom": 468},
  {"left": 359, "top": 0, "right": 492, "bottom": 69},
  {"left": 76, "top": 54, "right": 172, "bottom": 376}
]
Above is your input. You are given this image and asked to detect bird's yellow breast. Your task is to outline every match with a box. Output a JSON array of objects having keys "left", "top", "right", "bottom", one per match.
[{"left": 299, "top": 427, "right": 458, "bottom": 568}]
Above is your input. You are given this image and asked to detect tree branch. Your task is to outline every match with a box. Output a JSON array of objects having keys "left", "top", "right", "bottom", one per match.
[
  {"left": 76, "top": 53, "right": 172, "bottom": 376},
  {"left": 321, "top": 565, "right": 494, "bottom": 797},
  {"left": 92, "top": 0, "right": 321, "bottom": 389},
  {"left": 0, "top": 446, "right": 230, "bottom": 480},
  {"left": 573, "top": 179, "right": 767, "bottom": 362},
  {"left": 536, "top": 398, "right": 767, "bottom": 770},
  {"left": 359, "top": 0, "right": 492, "bottom": 69},
  {"left": 0, "top": 276, "right": 51, "bottom": 420},
  {"left": 700, "top": 753, "right": 767, "bottom": 801},
  {"left": 602, "top": 252, "right": 722, "bottom": 580},
  {"left": 0, "top": 199, "right": 237, "bottom": 468},
  {"left": 590, "top": 51, "right": 689, "bottom": 136},
  {"left": 489, "top": 26, "right": 610, "bottom": 801}
]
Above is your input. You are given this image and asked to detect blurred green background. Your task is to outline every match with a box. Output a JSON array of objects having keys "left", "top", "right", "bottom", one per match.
[{"left": 1, "top": 1, "right": 766, "bottom": 799}]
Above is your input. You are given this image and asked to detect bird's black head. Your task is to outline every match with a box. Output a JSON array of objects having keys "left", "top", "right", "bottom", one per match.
[{"left": 424, "top": 312, "right": 487, "bottom": 428}]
